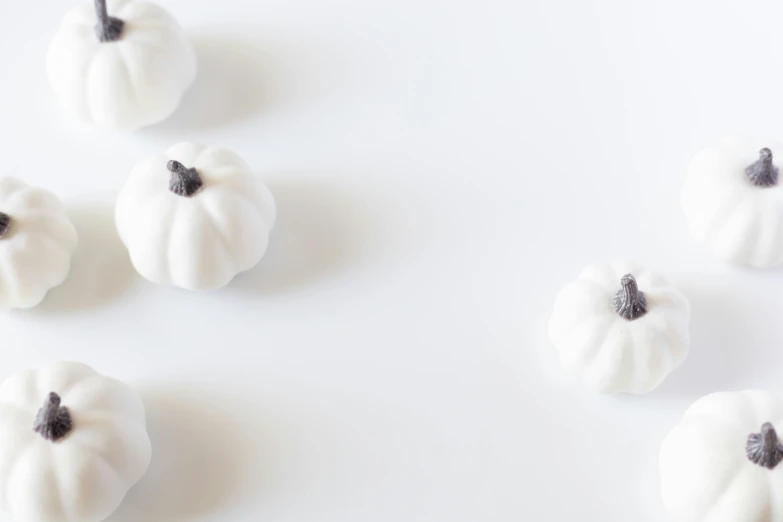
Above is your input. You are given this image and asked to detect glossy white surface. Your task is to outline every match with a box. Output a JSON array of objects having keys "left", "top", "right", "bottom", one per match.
[{"left": 0, "top": 0, "right": 777, "bottom": 519}]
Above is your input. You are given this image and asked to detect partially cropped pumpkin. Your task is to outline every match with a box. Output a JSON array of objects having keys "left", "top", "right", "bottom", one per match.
[
  {"left": 548, "top": 261, "right": 690, "bottom": 394},
  {"left": 0, "top": 178, "right": 78, "bottom": 310},
  {"left": 660, "top": 390, "right": 783, "bottom": 521},
  {"left": 47, "top": 0, "right": 197, "bottom": 130},
  {"left": 682, "top": 137, "right": 783, "bottom": 267},
  {"left": 115, "top": 142, "right": 277, "bottom": 290},
  {"left": 0, "top": 362, "right": 151, "bottom": 522}
]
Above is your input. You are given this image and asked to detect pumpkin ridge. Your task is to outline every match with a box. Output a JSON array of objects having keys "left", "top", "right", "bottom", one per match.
[
  {"left": 702, "top": 466, "right": 758, "bottom": 521},
  {"left": 730, "top": 209, "right": 765, "bottom": 264},
  {"left": 751, "top": 196, "right": 783, "bottom": 266},
  {"left": 115, "top": 1, "right": 174, "bottom": 25},
  {"left": 617, "top": 320, "right": 640, "bottom": 393},
  {"left": 0, "top": 249, "right": 23, "bottom": 309},
  {"left": 69, "top": 418, "right": 147, "bottom": 483},
  {"left": 200, "top": 205, "right": 239, "bottom": 272},
  {"left": 1, "top": 187, "right": 48, "bottom": 215},
  {"left": 638, "top": 325, "right": 672, "bottom": 392},
  {"left": 2, "top": 442, "right": 38, "bottom": 513},
  {"left": 206, "top": 189, "right": 271, "bottom": 259},
  {"left": 213, "top": 183, "right": 272, "bottom": 225},
  {"left": 669, "top": 416, "right": 746, "bottom": 519},
  {"left": 14, "top": 232, "right": 74, "bottom": 272},
  {"left": 49, "top": 376, "right": 106, "bottom": 407},
  {"left": 0, "top": 372, "right": 39, "bottom": 411},
  {"left": 85, "top": 47, "right": 107, "bottom": 125},
  {"left": 49, "top": 441, "right": 68, "bottom": 519},
  {"left": 701, "top": 190, "right": 747, "bottom": 245},
  {"left": 165, "top": 204, "right": 192, "bottom": 287},
  {"left": 583, "top": 322, "right": 632, "bottom": 393},
  {"left": 129, "top": 194, "right": 178, "bottom": 282},
  {"left": 557, "top": 316, "right": 614, "bottom": 370},
  {"left": 115, "top": 44, "right": 141, "bottom": 110}
]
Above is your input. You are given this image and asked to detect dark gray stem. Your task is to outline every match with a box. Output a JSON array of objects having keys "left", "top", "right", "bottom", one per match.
[
  {"left": 33, "top": 392, "right": 73, "bottom": 442},
  {"left": 168, "top": 160, "right": 204, "bottom": 197},
  {"left": 747, "top": 423, "right": 783, "bottom": 469},
  {"left": 0, "top": 212, "right": 11, "bottom": 239},
  {"left": 611, "top": 273, "right": 647, "bottom": 320},
  {"left": 745, "top": 148, "right": 779, "bottom": 187},
  {"left": 94, "top": 0, "right": 125, "bottom": 43}
]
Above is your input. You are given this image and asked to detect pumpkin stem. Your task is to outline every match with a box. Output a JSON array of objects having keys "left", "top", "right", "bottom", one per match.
[
  {"left": 0, "top": 212, "right": 11, "bottom": 239},
  {"left": 747, "top": 423, "right": 783, "bottom": 469},
  {"left": 167, "top": 160, "right": 204, "bottom": 197},
  {"left": 33, "top": 392, "right": 73, "bottom": 442},
  {"left": 94, "top": 0, "right": 125, "bottom": 43},
  {"left": 611, "top": 273, "right": 647, "bottom": 320},
  {"left": 745, "top": 148, "right": 779, "bottom": 187}
]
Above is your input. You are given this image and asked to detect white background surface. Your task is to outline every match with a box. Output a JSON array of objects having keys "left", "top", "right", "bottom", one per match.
[{"left": 0, "top": 0, "right": 778, "bottom": 520}]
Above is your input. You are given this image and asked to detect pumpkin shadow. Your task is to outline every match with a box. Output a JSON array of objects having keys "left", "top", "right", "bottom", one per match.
[
  {"left": 228, "top": 177, "right": 375, "bottom": 295},
  {"left": 34, "top": 200, "right": 137, "bottom": 313},
  {"left": 653, "top": 273, "right": 767, "bottom": 397},
  {"left": 143, "top": 33, "right": 282, "bottom": 133},
  {"left": 107, "top": 386, "right": 249, "bottom": 522}
]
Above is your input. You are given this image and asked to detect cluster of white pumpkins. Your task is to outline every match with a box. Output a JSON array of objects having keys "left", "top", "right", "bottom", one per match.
[
  {"left": 7, "top": 0, "right": 782, "bottom": 521},
  {"left": 550, "top": 137, "right": 783, "bottom": 520},
  {"left": 0, "top": 1, "right": 279, "bottom": 522}
]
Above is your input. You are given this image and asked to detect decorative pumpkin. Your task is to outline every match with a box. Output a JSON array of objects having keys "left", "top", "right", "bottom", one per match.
[
  {"left": 0, "top": 178, "right": 78, "bottom": 310},
  {"left": 682, "top": 136, "right": 783, "bottom": 267},
  {"left": 47, "top": 0, "right": 197, "bottom": 130},
  {"left": 0, "top": 362, "right": 151, "bottom": 522},
  {"left": 660, "top": 390, "right": 783, "bottom": 521},
  {"left": 115, "top": 142, "right": 276, "bottom": 290},
  {"left": 548, "top": 261, "right": 690, "bottom": 394}
]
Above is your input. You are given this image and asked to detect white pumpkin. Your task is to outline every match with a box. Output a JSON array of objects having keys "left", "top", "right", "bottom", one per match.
[
  {"left": 0, "top": 178, "right": 78, "bottom": 310},
  {"left": 47, "top": 0, "right": 197, "bottom": 130},
  {"left": 682, "top": 136, "right": 783, "bottom": 267},
  {"left": 660, "top": 390, "right": 783, "bottom": 521},
  {"left": 548, "top": 261, "right": 690, "bottom": 394},
  {"left": 116, "top": 141, "right": 276, "bottom": 290},
  {"left": 0, "top": 362, "right": 151, "bottom": 522}
]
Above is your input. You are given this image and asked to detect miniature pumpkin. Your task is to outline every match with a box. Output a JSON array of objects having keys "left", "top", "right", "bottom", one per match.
[
  {"left": 46, "top": 0, "right": 197, "bottom": 130},
  {"left": 682, "top": 136, "right": 783, "bottom": 267},
  {"left": 660, "top": 390, "right": 783, "bottom": 521},
  {"left": 115, "top": 142, "right": 276, "bottom": 290},
  {"left": 0, "top": 361, "right": 151, "bottom": 522},
  {"left": 0, "top": 178, "right": 78, "bottom": 310},
  {"left": 548, "top": 261, "right": 690, "bottom": 394}
]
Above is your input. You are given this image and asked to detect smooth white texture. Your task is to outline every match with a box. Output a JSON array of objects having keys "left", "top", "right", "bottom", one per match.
[
  {"left": 682, "top": 137, "right": 783, "bottom": 268},
  {"left": 2, "top": 0, "right": 782, "bottom": 520},
  {"left": 549, "top": 261, "right": 690, "bottom": 394},
  {"left": 0, "top": 178, "right": 77, "bottom": 310},
  {"left": 659, "top": 391, "right": 783, "bottom": 521},
  {"left": 0, "top": 362, "right": 151, "bottom": 522},
  {"left": 47, "top": 0, "right": 197, "bottom": 130},
  {"left": 116, "top": 142, "right": 276, "bottom": 290}
]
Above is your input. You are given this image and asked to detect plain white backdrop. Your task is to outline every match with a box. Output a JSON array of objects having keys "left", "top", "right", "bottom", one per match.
[{"left": 0, "top": 0, "right": 779, "bottom": 520}]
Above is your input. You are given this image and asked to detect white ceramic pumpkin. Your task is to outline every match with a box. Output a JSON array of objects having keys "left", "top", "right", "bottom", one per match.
[
  {"left": 47, "top": 0, "right": 197, "bottom": 130},
  {"left": 660, "top": 390, "right": 783, "bottom": 521},
  {"left": 682, "top": 136, "right": 783, "bottom": 267},
  {"left": 0, "top": 361, "right": 151, "bottom": 522},
  {"left": 116, "top": 141, "right": 276, "bottom": 290},
  {"left": 0, "top": 178, "right": 78, "bottom": 310},
  {"left": 548, "top": 261, "right": 690, "bottom": 394}
]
